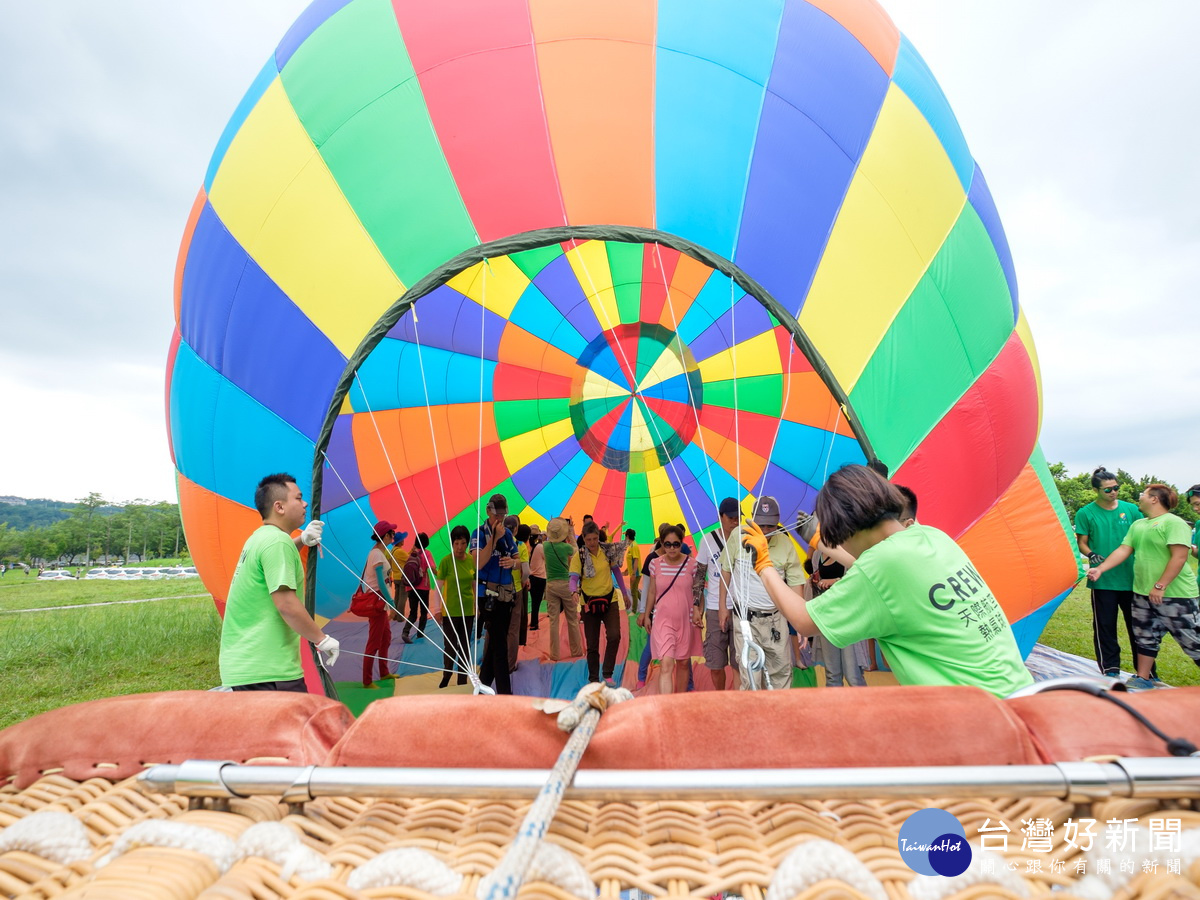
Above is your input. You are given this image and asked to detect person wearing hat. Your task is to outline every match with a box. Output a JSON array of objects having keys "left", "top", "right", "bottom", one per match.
[
  {"left": 359, "top": 520, "right": 399, "bottom": 687},
  {"left": 692, "top": 498, "right": 741, "bottom": 690},
  {"left": 219, "top": 473, "right": 337, "bottom": 692},
  {"left": 542, "top": 516, "right": 582, "bottom": 661},
  {"left": 471, "top": 493, "right": 521, "bottom": 693},
  {"left": 383, "top": 528, "right": 409, "bottom": 624},
  {"left": 717, "top": 494, "right": 804, "bottom": 690}
]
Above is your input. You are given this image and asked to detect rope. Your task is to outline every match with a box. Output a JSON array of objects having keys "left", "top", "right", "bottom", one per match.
[
  {"left": 905, "top": 844, "right": 1027, "bottom": 900},
  {"left": 477, "top": 682, "right": 632, "bottom": 900},
  {"left": 348, "top": 846, "right": 464, "bottom": 894},
  {"left": 766, "top": 838, "right": 887, "bottom": 900},
  {"left": 235, "top": 822, "right": 332, "bottom": 882},
  {"left": 0, "top": 811, "right": 92, "bottom": 865}
]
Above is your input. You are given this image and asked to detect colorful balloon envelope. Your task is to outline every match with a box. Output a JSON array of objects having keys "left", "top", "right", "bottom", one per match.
[{"left": 170, "top": 0, "right": 1082, "bottom": 693}]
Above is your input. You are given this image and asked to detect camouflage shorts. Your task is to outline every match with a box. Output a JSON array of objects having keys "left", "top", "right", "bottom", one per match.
[{"left": 1131, "top": 594, "right": 1200, "bottom": 662}]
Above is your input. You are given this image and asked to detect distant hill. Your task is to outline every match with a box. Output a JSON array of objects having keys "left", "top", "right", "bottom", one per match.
[{"left": 0, "top": 497, "right": 122, "bottom": 531}]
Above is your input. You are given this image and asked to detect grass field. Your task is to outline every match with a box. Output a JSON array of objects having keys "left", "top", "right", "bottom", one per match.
[{"left": 1, "top": 577, "right": 1196, "bottom": 731}]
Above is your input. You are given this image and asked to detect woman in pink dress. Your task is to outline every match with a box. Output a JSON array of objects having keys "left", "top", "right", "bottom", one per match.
[{"left": 644, "top": 524, "right": 703, "bottom": 694}]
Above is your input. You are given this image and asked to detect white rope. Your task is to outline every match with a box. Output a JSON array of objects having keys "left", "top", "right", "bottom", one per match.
[
  {"left": 478, "top": 840, "right": 594, "bottom": 900},
  {"left": 95, "top": 820, "right": 236, "bottom": 873},
  {"left": 478, "top": 682, "right": 631, "bottom": 900},
  {"left": 234, "top": 822, "right": 332, "bottom": 882},
  {"left": 905, "top": 844, "right": 1028, "bottom": 900},
  {"left": 348, "top": 846, "right": 464, "bottom": 894},
  {"left": 766, "top": 838, "right": 886, "bottom": 900},
  {"left": 0, "top": 811, "right": 92, "bottom": 865}
]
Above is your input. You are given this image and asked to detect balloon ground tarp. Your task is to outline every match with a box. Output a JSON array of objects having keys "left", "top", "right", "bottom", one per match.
[{"left": 168, "top": 0, "right": 1083, "bottom": 702}]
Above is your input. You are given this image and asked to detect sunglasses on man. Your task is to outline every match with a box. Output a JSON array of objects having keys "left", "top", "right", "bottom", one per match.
[{"left": 1101, "top": 486, "right": 1119, "bottom": 494}]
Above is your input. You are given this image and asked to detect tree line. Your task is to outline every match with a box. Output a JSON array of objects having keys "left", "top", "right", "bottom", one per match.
[
  {"left": 1049, "top": 463, "right": 1197, "bottom": 524},
  {"left": 0, "top": 493, "right": 186, "bottom": 567}
]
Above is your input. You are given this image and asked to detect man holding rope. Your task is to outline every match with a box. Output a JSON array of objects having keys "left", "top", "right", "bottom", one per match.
[{"left": 218, "top": 473, "right": 339, "bottom": 693}]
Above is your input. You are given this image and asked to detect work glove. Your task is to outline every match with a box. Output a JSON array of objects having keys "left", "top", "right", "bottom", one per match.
[
  {"left": 1087, "top": 552, "right": 1103, "bottom": 567},
  {"left": 300, "top": 520, "right": 324, "bottom": 547},
  {"left": 315, "top": 634, "right": 340, "bottom": 666},
  {"left": 796, "top": 512, "right": 818, "bottom": 545},
  {"left": 741, "top": 520, "right": 774, "bottom": 575}
]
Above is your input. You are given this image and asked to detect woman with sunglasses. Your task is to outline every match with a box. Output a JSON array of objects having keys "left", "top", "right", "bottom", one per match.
[
  {"left": 1073, "top": 467, "right": 1146, "bottom": 678},
  {"left": 644, "top": 524, "right": 703, "bottom": 694}
]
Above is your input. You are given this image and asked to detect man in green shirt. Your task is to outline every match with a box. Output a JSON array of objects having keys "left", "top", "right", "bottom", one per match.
[
  {"left": 1087, "top": 483, "right": 1200, "bottom": 689},
  {"left": 219, "top": 473, "right": 339, "bottom": 692},
  {"left": 1073, "top": 466, "right": 1145, "bottom": 677},
  {"left": 743, "top": 465, "right": 1033, "bottom": 698}
]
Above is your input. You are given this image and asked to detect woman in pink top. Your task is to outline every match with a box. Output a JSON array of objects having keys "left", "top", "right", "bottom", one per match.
[
  {"left": 644, "top": 523, "right": 703, "bottom": 694},
  {"left": 361, "top": 521, "right": 398, "bottom": 687}
]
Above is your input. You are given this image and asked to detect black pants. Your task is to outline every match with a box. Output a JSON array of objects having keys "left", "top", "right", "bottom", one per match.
[
  {"left": 403, "top": 587, "right": 430, "bottom": 639},
  {"left": 1091, "top": 588, "right": 1155, "bottom": 677},
  {"left": 581, "top": 599, "right": 621, "bottom": 682},
  {"left": 231, "top": 677, "right": 307, "bottom": 693},
  {"left": 440, "top": 614, "right": 475, "bottom": 687},
  {"left": 479, "top": 601, "right": 513, "bottom": 694},
  {"left": 529, "top": 576, "right": 546, "bottom": 628}
]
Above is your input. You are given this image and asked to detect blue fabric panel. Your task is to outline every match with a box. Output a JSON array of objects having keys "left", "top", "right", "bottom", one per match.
[
  {"left": 507, "top": 283, "right": 590, "bottom": 360},
  {"left": 311, "top": 500, "right": 371, "bottom": 618},
  {"left": 675, "top": 276, "right": 741, "bottom": 346},
  {"left": 204, "top": 58, "right": 278, "bottom": 192},
  {"left": 321, "top": 414, "right": 366, "bottom": 512},
  {"left": 353, "top": 341, "right": 496, "bottom": 410},
  {"left": 757, "top": 462, "right": 816, "bottom": 526},
  {"left": 220, "top": 263, "right": 346, "bottom": 442},
  {"left": 1010, "top": 585, "right": 1070, "bottom": 659},
  {"left": 891, "top": 36, "right": 974, "bottom": 191},
  {"left": 579, "top": 336, "right": 632, "bottom": 392},
  {"left": 179, "top": 203, "right": 243, "bottom": 371},
  {"left": 170, "top": 341, "right": 314, "bottom": 505},
  {"left": 639, "top": 371, "right": 697, "bottom": 405},
  {"left": 532, "top": 254, "right": 604, "bottom": 344},
  {"left": 387, "top": 286, "right": 505, "bottom": 361},
  {"left": 677, "top": 443, "right": 746, "bottom": 509},
  {"left": 511, "top": 658, "right": 555, "bottom": 697},
  {"left": 773, "top": 420, "right": 866, "bottom": 487},
  {"left": 607, "top": 402, "right": 635, "bottom": 457},
  {"left": 654, "top": 0, "right": 784, "bottom": 259},
  {"left": 688, "top": 296, "right": 773, "bottom": 363},
  {"left": 664, "top": 448, "right": 725, "bottom": 533},
  {"left": 967, "top": 165, "right": 1019, "bottom": 319},
  {"left": 530, "top": 448, "right": 594, "bottom": 514},
  {"left": 275, "top": 0, "right": 354, "bottom": 70},
  {"left": 511, "top": 436, "right": 578, "bottom": 503}
]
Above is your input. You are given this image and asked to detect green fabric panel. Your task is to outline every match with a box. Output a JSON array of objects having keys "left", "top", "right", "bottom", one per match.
[
  {"left": 493, "top": 399, "right": 545, "bottom": 441},
  {"left": 634, "top": 333, "right": 666, "bottom": 386},
  {"left": 702, "top": 375, "right": 782, "bottom": 417},
  {"left": 850, "top": 205, "right": 1014, "bottom": 467},
  {"left": 624, "top": 472, "right": 652, "bottom": 530},
  {"left": 606, "top": 241, "right": 644, "bottom": 325},
  {"left": 571, "top": 396, "right": 627, "bottom": 438},
  {"left": 626, "top": 612, "right": 648, "bottom": 662},
  {"left": 1029, "top": 444, "right": 1085, "bottom": 579},
  {"left": 511, "top": 243, "right": 564, "bottom": 280},
  {"left": 791, "top": 666, "right": 817, "bottom": 688},
  {"left": 538, "top": 397, "right": 572, "bottom": 425},
  {"left": 281, "top": 0, "right": 475, "bottom": 286},
  {"left": 427, "top": 476, "right": 529, "bottom": 562}
]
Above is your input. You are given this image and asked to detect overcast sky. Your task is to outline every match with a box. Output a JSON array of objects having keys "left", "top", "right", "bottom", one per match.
[{"left": 2, "top": 1, "right": 1196, "bottom": 505}]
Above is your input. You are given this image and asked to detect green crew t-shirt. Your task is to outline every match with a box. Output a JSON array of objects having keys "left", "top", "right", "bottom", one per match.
[
  {"left": 436, "top": 553, "right": 477, "bottom": 617},
  {"left": 543, "top": 540, "right": 575, "bottom": 582},
  {"left": 1120, "top": 514, "right": 1199, "bottom": 598},
  {"left": 1073, "top": 500, "right": 1142, "bottom": 591},
  {"left": 219, "top": 525, "right": 305, "bottom": 686},
  {"left": 806, "top": 525, "right": 1033, "bottom": 698}
]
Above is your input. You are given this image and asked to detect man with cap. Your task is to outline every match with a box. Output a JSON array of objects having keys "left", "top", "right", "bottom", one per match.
[
  {"left": 717, "top": 495, "right": 805, "bottom": 690},
  {"left": 471, "top": 493, "right": 521, "bottom": 693},
  {"left": 542, "top": 516, "right": 582, "bottom": 661},
  {"left": 692, "top": 498, "right": 740, "bottom": 690}
]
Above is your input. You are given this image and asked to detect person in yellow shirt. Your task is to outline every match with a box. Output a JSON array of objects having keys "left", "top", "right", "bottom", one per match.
[
  {"left": 383, "top": 531, "right": 409, "bottom": 621},
  {"left": 569, "top": 520, "right": 629, "bottom": 684},
  {"left": 624, "top": 529, "right": 641, "bottom": 611}
]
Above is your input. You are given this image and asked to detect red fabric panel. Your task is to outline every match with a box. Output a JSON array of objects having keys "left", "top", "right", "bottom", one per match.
[
  {"left": 893, "top": 334, "right": 1038, "bottom": 538},
  {"left": 0, "top": 691, "right": 353, "bottom": 790},
  {"left": 392, "top": 0, "right": 563, "bottom": 242},
  {"left": 594, "top": 467, "right": 628, "bottom": 528},
  {"left": 639, "top": 244, "right": 679, "bottom": 325},
  {"left": 1009, "top": 688, "right": 1200, "bottom": 762},
  {"left": 372, "top": 443, "right": 509, "bottom": 535},
  {"left": 491, "top": 365, "right": 575, "bottom": 401},
  {"left": 697, "top": 404, "right": 780, "bottom": 460},
  {"left": 328, "top": 687, "right": 1041, "bottom": 769}
]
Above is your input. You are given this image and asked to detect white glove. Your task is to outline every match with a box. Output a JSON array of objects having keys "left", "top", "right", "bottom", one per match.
[
  {"left": 300, "top": 520, "right": 324, "bottom": 547},
  {"left": 315, "top": 634, "right": 340, "bottom": 666}
]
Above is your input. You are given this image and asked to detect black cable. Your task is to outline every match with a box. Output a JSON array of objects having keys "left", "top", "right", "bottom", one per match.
[{"left": 1038, "top": 682, "right": 1198, "bottom": 757}]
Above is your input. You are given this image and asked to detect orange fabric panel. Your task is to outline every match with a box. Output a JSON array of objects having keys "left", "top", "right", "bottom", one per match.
[
  {"left": 530, "top": 0, "right": 655, "bottom": 227},
  {"left": 657, "top": 252, "right": 716, "bottom": 330},
  {"left": 0, "top": 691, "right": 353, "bottom": 790},
  {"left": 177, "top": 472, "right": 262, "bottom": 607},
  {"left": 779, "top": 372, "right": 857, "bottom": 437},
  {"left": 805, "top": 0, "right": 899, "bottom": 75},
  {"left": 563, "top": 460, "right": 609, "bottom": 521},
  {"left": 697, "top": 423, "right": 768, "bottom": 489},
  {"left": 497, "top": 322, "right": 581, "bottom": 382},
  {"left": 351, "top": 405, "right": 500, "bottom": 493},
  {"left": 956, "top": 463, "right": 1080, "bottom": 622},
  {"left": 174, "top": 187, "right": 207, "bottom": 324}
]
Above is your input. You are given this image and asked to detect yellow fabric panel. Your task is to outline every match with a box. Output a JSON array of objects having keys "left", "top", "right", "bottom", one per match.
[
  {"left": 499, "top": 417, "right": 575, "bottom": 472},
  {"left": 209, "top": 79, "right": 403, "bottom": 357},
  {"left": 581, "top": 369, "right": 631, "bottom": 403},
  {"left": 798, "top": 83, "right": 966, "bottom": 393},
  {"left": 696, "top": 331, "right": 780, "bottom": 383},
  {"left": 638, "top": 342, "right": 685, "bottom": 392},
  {"left": 447, "top": 256, "right": 529, "bottom": 319},
  {"left": 517, "top": 506, "right": 549, "bottom": 530},
  {"left": 566, "top": 241, "right": 621, "bottom": 329},
  {"left": 629, "top": 401, "right": 654, "bottom": 453},
  {"left": 1014, "top": 306, "right": 1043, "bottom": 433},
  {"left": 646, "top": 466, "right": 687, "bottom": 532}
]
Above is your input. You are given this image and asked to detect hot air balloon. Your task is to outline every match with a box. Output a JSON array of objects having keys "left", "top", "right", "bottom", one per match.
[{"left": 169, "top": 0, "right": 1082, "bottom": 702}]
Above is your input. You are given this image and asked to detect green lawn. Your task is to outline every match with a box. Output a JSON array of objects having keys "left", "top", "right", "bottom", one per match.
[{"left": 1039, "top": 584, "right": 1199, "bottom": 686}]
